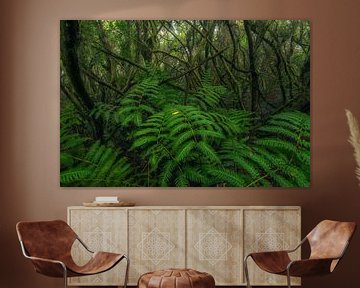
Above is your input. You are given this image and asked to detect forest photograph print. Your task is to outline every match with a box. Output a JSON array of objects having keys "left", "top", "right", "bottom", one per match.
[{"left": 60, "top": 20, "right": 310, "bottom": 187}]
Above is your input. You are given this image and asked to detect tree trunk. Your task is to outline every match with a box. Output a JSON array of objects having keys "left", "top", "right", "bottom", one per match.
[
  {"left": 244, "top": 20, "right": 261, "bottom": 113},
  {"left": 60, "top": 20, "right": 103, "bottom": 140}
]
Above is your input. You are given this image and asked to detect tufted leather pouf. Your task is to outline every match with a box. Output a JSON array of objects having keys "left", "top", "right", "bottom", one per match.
[{"left": 138, "top": 268, "right": 215, "bottom": 288}]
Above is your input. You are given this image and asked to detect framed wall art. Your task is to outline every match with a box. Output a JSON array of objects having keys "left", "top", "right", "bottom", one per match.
[{"left": 60, "top": 20, "right": 310, "bottom": 187}]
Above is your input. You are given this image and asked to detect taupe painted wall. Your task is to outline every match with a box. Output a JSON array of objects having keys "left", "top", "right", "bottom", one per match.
[{"left": 1, "top": 0, "right": 360, "bottom": 287}]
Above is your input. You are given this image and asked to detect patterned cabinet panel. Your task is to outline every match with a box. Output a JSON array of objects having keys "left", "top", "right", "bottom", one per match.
[
  {"left": 243, "top": 208, "right": 301, "bottom": 286},
  {"left": 128, "top": 209, "right": 186, "bottom": 284},
  {"left": 68, "top": 208, "right": 127, "bottom": 286},
  {"left": 187, "top": 209, "right": 243, "bottom": 285}
]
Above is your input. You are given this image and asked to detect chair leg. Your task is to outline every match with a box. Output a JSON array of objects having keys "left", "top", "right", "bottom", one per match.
[
  {"left": 244, "top": 255, "right": 252, "bottom": 288},
  {"left": 286, "top": 270, "right": 291, "bottom": 288},
  {"left": 123, "top": 255, "right": 130, "bottom": 288},
  {"left": 62, "top": 264, "right": 68, "bottom": 288}
]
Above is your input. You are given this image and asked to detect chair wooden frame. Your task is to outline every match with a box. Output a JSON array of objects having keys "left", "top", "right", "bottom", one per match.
[
  {"left": 16, "top": 220, "right": 129, "bottom": 288},
  {"left": 243, "top": 220, "right": 356, "bottom": 288}
]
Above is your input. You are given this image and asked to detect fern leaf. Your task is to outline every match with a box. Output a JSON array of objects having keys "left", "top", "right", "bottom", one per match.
[
  {"left": 197, "top": 129, "right": 224, "bottom": 139},
  {"left": 134, "top": 128, "right": 160, "bottom": 137},
  {"left": 60, "top": 169, "right": 91, "bottom": 185},
  {"left": 176, "top": 141, "right": 196, "bottom": 163},
  {"left": 169, "top": 123, "right": 191, "bottom": 137},
  {"left": 160, "top": 161, "right": 176, "bottom": 186},
  {"left": 173, "top": 130, "right": 194, "bottom": 149},
  {"left": 197, "top": 141, "right": 221, "bottom": 163},
  {"left": 270, "top": 173, "right": 296, "bottom": 187},
  {"left": 206, "top": 167, "right": 246, "bottom": 187},
  {"left": 132, "top": 136, "right": 158, "bottom": 149},
  {"left": 60, "top": 152, "right": 74, "bottom": 168},
  {"left": 86, "top": 143, "right": 106, "bottom": 163},
  {"left": 175, "top": 174, "right": 189, "bottom": 187},
  {"left": 255, "top": 138, "right": 298, "bottom": 154},
  {"left": 281, "top": 164, "right": 309, "bottom": 187},
  {"left": 107, "top": 157, "right": 133, "bottom": 186},
  {"left": 183, "top": 166, "right": 210, "bottom": 186},
  {"left": 258, "top": 125, "right": 299, "bottom": 141},
  {"left": 232, "top": 153, "right": 260, "bottom": 178}
]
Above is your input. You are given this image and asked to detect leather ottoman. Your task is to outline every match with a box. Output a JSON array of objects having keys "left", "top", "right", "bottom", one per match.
[{"left": 138, "top": 268, "right": 215, "bottom": 288}]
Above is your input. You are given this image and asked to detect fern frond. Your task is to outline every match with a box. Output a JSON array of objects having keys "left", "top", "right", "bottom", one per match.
[
  {"left": 89, "top": 148, "right": 117, "bottom": 184},
  {"left": 206, "top": 167, "right": 246, "bottom": 187},
  {"left": 232, "top": 153, "right": 260, "bottom": 178},
  {"left": 183, "top": 166, "right": 210, "bottom": 186},
  {"left": 258, "top": 125, "right": 299, "bottom": 141},
  {"left": 270, "top": 173, "right": 296, "bottom": 187},
  {"left": 86, "top": 142, "right": 106, "bottom": 163},
  {"left": 132, "top": 136, "right": 158, "bottom": 149},
  {"left": 107, "top": 157, "right": 133, "bottom": 186},
  {"left": 172, "top": 130, "right": 195, "bottom": 149},
  {"left": 255, "top": 138, "right": 298, "bottom": 154},
  {"left": 281, "top": 163, "right": 309, "bottom": 187},
  {"left": 169, "top": 123, "right": 191, "bottom": 137},
  {"left": 60, "top": 133, "right": 85, "bottom": 150},
  {"left": 176, "top": 141, "right": 196, "bottom": 163},
  {"left": 175, "top": 174, "right": 189, "bottom": 187},
  {"left": 60, "top": 168, "right": 91, "bottom": 185},
  {"left": 160, "top": 161, "right": 177, "bottom": 186},
  {"left": 60, "top": 152, "right": 75, "bottom": 169},
  {"left": 295, "top": 150, "right": 311, "bottom": 166},
  {"left": 187, "top": 78, "right": 225, "bottom": 109},
  {"left": 197, "top": 141, "right": 221, "bottom": 163},
  {"left": 60, "top": 104, "right": 86, "bottom": 134},
  {"left": 91, "top": 102, "right": 117, "bottom": 123},
  {"left": 61, "top": 141, "right": 134, "bottom": 187},
  {"left": 116, "top": 77, "right": 160, "bottom": 126},
  {"left": 134, "top": 128, "right": 161, "bottom": 137}
]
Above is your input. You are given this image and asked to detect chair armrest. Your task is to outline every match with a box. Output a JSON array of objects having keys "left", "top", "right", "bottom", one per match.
[
  {"left": 246, "top": 250, "right": 290, "bottom": 260},
  {"left": 246, "top": 251, "right": 291, "bottom": 274},
  {"left": 245, "top": 237, "right": 307, "bottom": 259},
  {"left": 287, "top": 258, "right": 336, "bottom": 277},
  {"left": 26, "top": 255, "right": 65, "bottom": 266},
  {"left": 19, "top": 240, "right": 67, "bottom": 277},
  {"left": 25, "top": 255, "right": 67, "bottom": 278},
  {"left": 245, "top": 237, "right": 306, "bottom": 259}
]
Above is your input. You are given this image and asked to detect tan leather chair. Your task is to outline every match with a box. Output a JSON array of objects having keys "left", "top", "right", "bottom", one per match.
[
  {"left": 16, "top": 220, "right": 129, "bottom": 288},
  {"left": 244, "top": 220, "right": 356, "bottom": 288}
]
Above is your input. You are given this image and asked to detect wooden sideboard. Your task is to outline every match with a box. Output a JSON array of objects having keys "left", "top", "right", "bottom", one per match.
[{"left": 67, "top": 206, "right": 301, "bottom": 286}]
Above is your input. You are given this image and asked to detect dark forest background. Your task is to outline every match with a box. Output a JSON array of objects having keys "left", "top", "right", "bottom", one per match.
[{"left": 60, "top": 20, "right": 310, "bottom": 187}]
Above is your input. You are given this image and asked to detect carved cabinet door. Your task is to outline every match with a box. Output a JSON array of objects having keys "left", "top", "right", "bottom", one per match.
[
  {"left": 68, "top": 208, "right": 128, "bottom": 286},
  {"left": 243, "top": 208, "right": 301, "bottom": 286},
  {"left": 128, "top": 209, "right": 186, "bottom": 284},
  {"left": 187, "top": 209, "right": 243, "bottom": 285}
]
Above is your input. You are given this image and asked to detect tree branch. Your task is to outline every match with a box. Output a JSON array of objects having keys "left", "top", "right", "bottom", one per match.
[
  {"left": 159, "top": 47, "right": 228, "bottom": 85},
  {"left": 81, "top": 68, "right": 124, "bottom": 96},
  {"left": 93, "top": 45, "right": 148, "bottom": 72}
]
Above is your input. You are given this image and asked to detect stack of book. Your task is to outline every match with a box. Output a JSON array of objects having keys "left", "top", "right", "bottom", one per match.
[
  {"left": 82, "top": 196, "right": 135, "bottom": 207},
  {"left": 93, "top": 196, "right": 119, "bottom": 204}
]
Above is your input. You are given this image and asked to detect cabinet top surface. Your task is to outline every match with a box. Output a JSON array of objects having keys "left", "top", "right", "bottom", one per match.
[{"left": 68, "top": 205, "right": 301, "bottom": 210}]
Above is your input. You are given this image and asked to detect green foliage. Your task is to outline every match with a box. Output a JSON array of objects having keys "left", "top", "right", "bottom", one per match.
[
  {"left": 217, "top": 110, "right": 310, "bottom": 187},
  {"left": 60, "top": 20, "right": 310, "bottom": 187},
  {"left": 117, "top": 77, "right": 159, "bottom": 126},
  {"left": 60, "top": 139, "right": 134, "bottom": 187},
  {"left": 61, "top": 73, "right": 310, "bottom": 187},
  {"left": 188, "top": 81, "right": 226, "bottom": 110}
]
